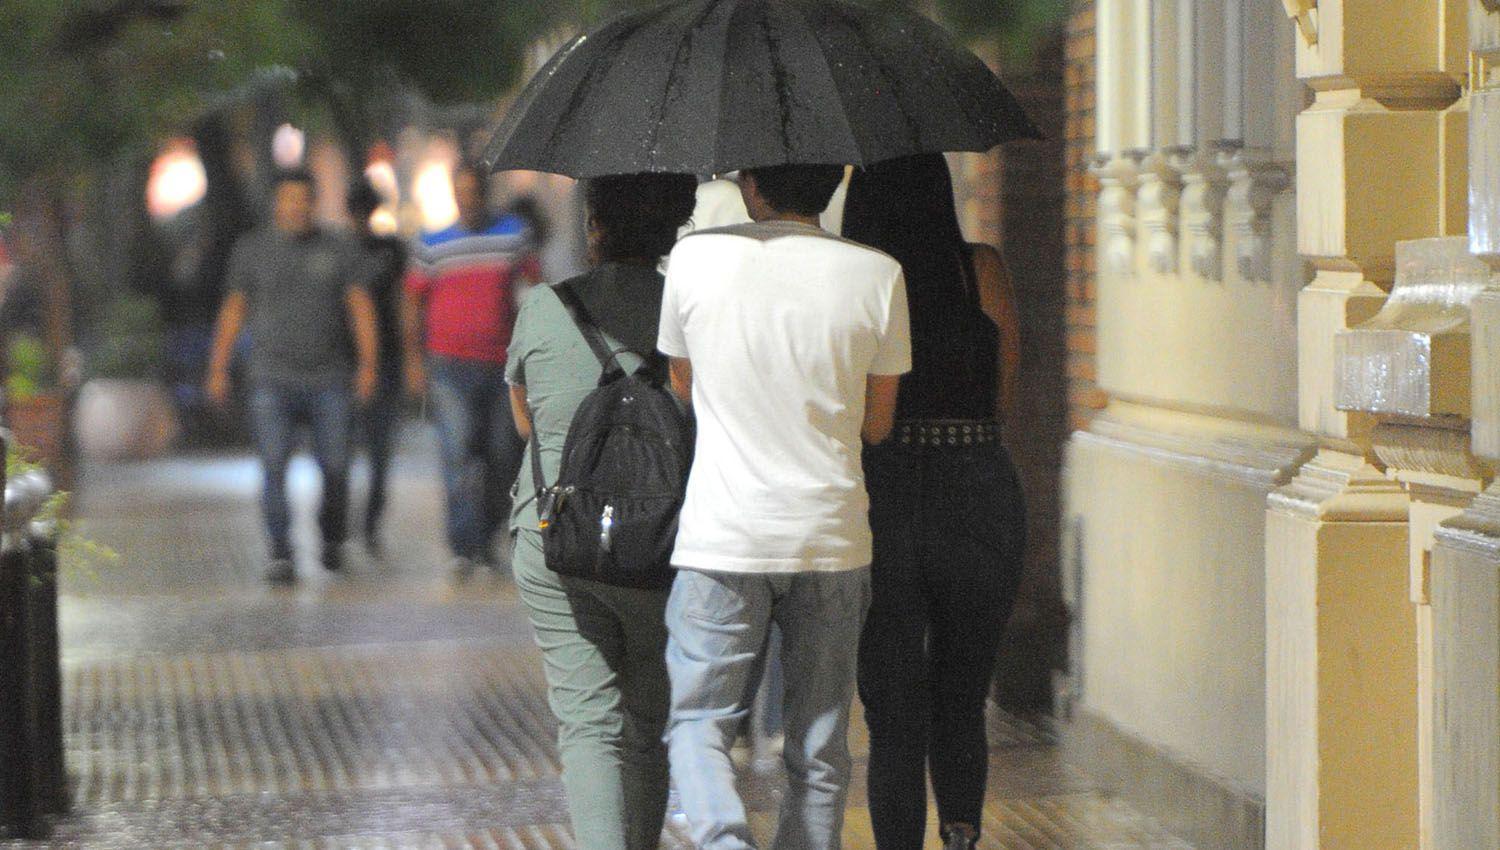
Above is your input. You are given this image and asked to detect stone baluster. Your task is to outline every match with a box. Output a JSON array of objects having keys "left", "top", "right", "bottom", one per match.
[
  {"left": 1170, "top": 147, "right": 1228, "bottom": 281},
  {"left": 1135, "top": 151, "right": 1181, "bottom": 276},
  {"left": 1093, "top": 153, "right": 1141, "bottom": 278},
  {"left": 1221, "top": 147, "right": 1291, "bottom": 283}
]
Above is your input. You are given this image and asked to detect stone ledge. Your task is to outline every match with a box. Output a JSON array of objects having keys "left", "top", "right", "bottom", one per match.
[{"left": 1059, "top": 708, "right": 1265, "bottom": 850}]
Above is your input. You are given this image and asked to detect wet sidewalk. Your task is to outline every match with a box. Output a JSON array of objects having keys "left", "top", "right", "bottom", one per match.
[{"left": 4, "top": 431, "right": 1193, "bottom": 848}]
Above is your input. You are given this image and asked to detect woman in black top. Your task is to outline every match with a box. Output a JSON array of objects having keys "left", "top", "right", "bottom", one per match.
[{"left": 843, "top": 154, "right": 1026, "bottom": 850}]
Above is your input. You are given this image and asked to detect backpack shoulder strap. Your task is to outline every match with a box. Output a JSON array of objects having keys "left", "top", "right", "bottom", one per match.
[{"left": 552, "top": 281, "right": 627, "bottom": 383}]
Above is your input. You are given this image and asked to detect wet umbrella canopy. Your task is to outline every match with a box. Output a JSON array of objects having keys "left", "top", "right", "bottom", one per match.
[{"left": 484, "top": 0, "right": 1040, "bottom": 178}]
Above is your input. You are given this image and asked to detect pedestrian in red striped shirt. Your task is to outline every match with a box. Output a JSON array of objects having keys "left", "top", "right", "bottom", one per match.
[{"left": 402, "top": 163, "right": 542, "bottom": 579}]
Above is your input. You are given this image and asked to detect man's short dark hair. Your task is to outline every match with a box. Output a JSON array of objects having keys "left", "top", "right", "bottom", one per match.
[
  {"left": 743, "top": 164, "right": 845, "bottom": 216},
  {"left": 271, "top": 168, "right": 315, "bottom": 191}
]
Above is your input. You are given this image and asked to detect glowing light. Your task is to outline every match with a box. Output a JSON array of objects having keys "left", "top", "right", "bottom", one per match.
[
  {"left": 367, "top": 208, "right": 399, "bottom": 236},
  {"left": 272, "top": 123, "right": 306, "bottom": 169},
  {"left": 146, "top": 140, "right": 208, "bottom": 220},
  {"left": 414, "top": 160, "right": 458, "bottom": 232}
]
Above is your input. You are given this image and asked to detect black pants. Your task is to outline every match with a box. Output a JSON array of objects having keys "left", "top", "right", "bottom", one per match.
[
  {"left": 857, "top": 438, "right": 1026, "bottom": 848},
  {"left": 361, "top": 379, "right": 402, "bottom": 537}
]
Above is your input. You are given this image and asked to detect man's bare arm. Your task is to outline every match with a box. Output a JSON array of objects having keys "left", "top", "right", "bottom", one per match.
[
  {"left": 863, "top": 374, "right": 900, "bottom": 444},
  {"left": 345, "top": 286, "right": 380, "bottom": 402},
  {"left": 669, "top": 356, "right": 693, "bottom": 406},
  {"left": 401, "top": 288, "right": 427, "bottom": 396},
  {"left": 205, "top": 291, "right": 247, "bottom": 406}
]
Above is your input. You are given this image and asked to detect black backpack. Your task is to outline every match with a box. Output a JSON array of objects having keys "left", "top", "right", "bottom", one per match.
[{"left": 528, "top": 281, "right": 693, "bottom": 590}]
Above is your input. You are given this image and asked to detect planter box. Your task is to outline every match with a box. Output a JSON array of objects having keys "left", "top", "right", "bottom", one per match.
[{"left": 73, "top": 379, "right": 178, "bottom": 462}]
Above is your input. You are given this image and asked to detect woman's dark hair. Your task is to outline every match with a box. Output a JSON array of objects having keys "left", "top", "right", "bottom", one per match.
[
  {"left": 346, "top": 177, "right": 383, "bottom": 218},
  {"left": 742, "top": 163, "right": 844, "bottom": 216},
  {"left": 842, "top": 153, "right": 968, "bottom": 292},
  {"left": 584, "top": 172, "right": 697, "bottom": 261}
]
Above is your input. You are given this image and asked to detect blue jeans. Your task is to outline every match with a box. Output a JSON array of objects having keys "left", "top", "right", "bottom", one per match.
[
  {"left": 666, "top": 567, "right": 872, "bottom": 850},
  {"left": 249, "top": 381, "right": 354, "bottom": 559},
  {"left": 427, "top": 356, "right": 525, "bottom": 560},
  {"left": 857, "top": 439, "right": 1026, "bottom": 848}
]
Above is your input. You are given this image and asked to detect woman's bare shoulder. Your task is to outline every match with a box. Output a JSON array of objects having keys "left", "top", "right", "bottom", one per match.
[{"left": 967, "top": 242, "right": 1005, "bottom": 272}]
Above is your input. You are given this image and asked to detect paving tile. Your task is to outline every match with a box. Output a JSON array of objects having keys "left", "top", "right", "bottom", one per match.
[{"left": 1, "top": 443, "right": 1192, "bottom": 849}]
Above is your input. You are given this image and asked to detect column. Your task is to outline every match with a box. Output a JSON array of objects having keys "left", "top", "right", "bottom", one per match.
[
  {"left": 1266, "top": 1, "right": 1470, "bottom": 848},
  {"left": 1429, "top": 4, "right": 1500, "bottom": 847}
]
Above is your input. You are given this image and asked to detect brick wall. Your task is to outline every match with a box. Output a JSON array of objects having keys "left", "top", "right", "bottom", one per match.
[{"left": 1065, "top": 1, "right": 1103, "bottom": 431}]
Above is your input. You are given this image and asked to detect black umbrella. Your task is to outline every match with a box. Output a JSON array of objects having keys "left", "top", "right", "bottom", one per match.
[{"left": 483, "top": 0, "right": 1040, "bottom": 178}]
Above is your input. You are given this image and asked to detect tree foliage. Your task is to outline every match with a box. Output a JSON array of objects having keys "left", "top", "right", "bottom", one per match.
[{"left": 0, "top": 1, "right": 304, "bottom": 203}]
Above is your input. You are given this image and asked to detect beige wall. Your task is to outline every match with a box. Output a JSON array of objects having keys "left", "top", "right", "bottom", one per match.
[
  {"left": 1065, "top": 0, "right": 1307, "bottom": 802},
  {"left": 1068, "top": 404, "right": 1309, "bottom": 793}
]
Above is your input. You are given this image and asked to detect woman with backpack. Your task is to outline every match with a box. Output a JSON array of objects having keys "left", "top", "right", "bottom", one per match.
[
  {"left": 504, "top": 172, "right": 697, "bottom": 850},
  {"left": 842, "top": 154, "right": 1027, "bottom": 850}
]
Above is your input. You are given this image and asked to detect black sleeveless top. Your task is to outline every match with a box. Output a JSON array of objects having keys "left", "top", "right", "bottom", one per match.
[{"left": 895, "top": 245, "right": 1000, "bottom": 421}]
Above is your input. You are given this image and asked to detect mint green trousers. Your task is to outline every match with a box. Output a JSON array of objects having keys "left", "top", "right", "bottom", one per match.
[{"left": 512, "top": 528, "right": 672, "bottom": 850}]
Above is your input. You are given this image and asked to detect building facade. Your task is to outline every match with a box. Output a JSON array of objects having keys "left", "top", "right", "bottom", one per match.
[{"left": 1063, "top": 0, "right": 1500, "bottom": 847}]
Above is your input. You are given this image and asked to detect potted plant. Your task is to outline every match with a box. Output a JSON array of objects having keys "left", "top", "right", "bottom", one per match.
[
  {"left": 4, "top": 334, "right": 70, "bottom": 477},
  {"left": 73, "top": 293, "right": 178, "bottom": 461}
]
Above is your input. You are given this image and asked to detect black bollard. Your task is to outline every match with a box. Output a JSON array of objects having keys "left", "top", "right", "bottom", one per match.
[
  {"left": 27, "top": 531, "right": 65, "bottom": 814},
  {"left": 0, "top": 544, "right": 40, "bottom": 838}
]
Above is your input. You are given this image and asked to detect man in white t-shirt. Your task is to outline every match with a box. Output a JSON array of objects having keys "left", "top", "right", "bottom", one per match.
[{"left": 657, "top": 163, "right": 912, "bottom": 850}]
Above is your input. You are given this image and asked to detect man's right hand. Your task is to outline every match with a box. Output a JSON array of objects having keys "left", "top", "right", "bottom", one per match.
[
  {"left": 205, "top": 367, "right": 231, "bottom": 407},
  {"left": 404, "top": 356, "right": 427, "bottom": 398}
]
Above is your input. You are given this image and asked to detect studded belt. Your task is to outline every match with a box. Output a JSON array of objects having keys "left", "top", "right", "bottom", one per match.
[{"left": 894, "top": 419, "right": 1001, "bottom": 448}]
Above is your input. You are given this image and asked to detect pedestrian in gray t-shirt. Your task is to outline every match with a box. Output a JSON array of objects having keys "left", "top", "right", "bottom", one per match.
[{"left": 205, "top": 170, "right": 379, "bottom": 584}]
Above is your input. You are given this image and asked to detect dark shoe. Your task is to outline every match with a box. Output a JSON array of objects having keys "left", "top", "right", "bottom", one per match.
[
  {"left": 943, "top": 823, "right": 978, "bottom": 850},
  {"left": 265, "top": 558, "right": 296, "bottom": 585},
  {"left": 364, "top": 528, "right": 384, "bottom": 559},
  {"left": 321, "top": 544, "right": 344, "bottom": 572}
]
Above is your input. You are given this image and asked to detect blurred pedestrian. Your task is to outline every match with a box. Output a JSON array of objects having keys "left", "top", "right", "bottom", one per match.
[
  {"left": 659, "top": 164, "right": 911, "bottom": 850},
  {"left": 506, "top": 172, "right": 696, "bottom": 850},
  {"left": 205, "top": 169, "right": 379, "bottom": 584},
  {"left": 402, "top": 163, "right": 541, "bottom": 579},
  {"left": 347, "top": 178, "right": 408, "bottom": 554},
  {"left": 842, "top": 153, "right": 1026, "bottom": 850}
]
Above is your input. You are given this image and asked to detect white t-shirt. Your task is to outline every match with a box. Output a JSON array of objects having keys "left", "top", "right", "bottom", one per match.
[{"left": 657, "top": 220, "right": 912, "bottom": 574}]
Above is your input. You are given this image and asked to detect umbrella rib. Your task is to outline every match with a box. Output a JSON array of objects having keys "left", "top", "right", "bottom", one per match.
[
  {"left": 900, "top": 12, "right": 1019, "bottom": 141},
  {"left": 540, "top": 10, "right": 671, "bottom": 170},
  {"left": 815, "top": 3, "right": 923, "bottom": 152},
  {"left": 758, "top": 2, "right": 798, "bottom": 157},
  {"left": 643, "top": 0, "right": 728, "bottom": 169},
  {"left": 776, "top": 0, "right": 868, "bottom": 165}
]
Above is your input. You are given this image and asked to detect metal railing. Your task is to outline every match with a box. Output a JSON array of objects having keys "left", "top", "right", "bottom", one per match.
[{"left": 0, "top": 447, "right": 66, "bottom": 839}]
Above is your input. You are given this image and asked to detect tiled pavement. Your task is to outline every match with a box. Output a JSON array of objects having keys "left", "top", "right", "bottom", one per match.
[{"left": 3, "top": 429, "right": 1194, "bottom": 848}]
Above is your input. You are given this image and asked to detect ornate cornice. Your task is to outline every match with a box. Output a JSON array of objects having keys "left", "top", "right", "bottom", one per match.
[{"left": 1335, "top": 237, "right": 1495, "bottom": 419}]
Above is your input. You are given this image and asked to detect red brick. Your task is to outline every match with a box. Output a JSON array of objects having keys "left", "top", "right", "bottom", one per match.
[
  {"left": 1065, "top": 304, "right": 1096, "bottom": 328},
  {"left": 1066, "top": 326, "right": 1097, "bottom": 355},
  {"left": 1067, "top": 357, "right": 1097, "bottom": 382},
  {"left": 1069, "top": 384, "right": 1109, "bottom": 411}
]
